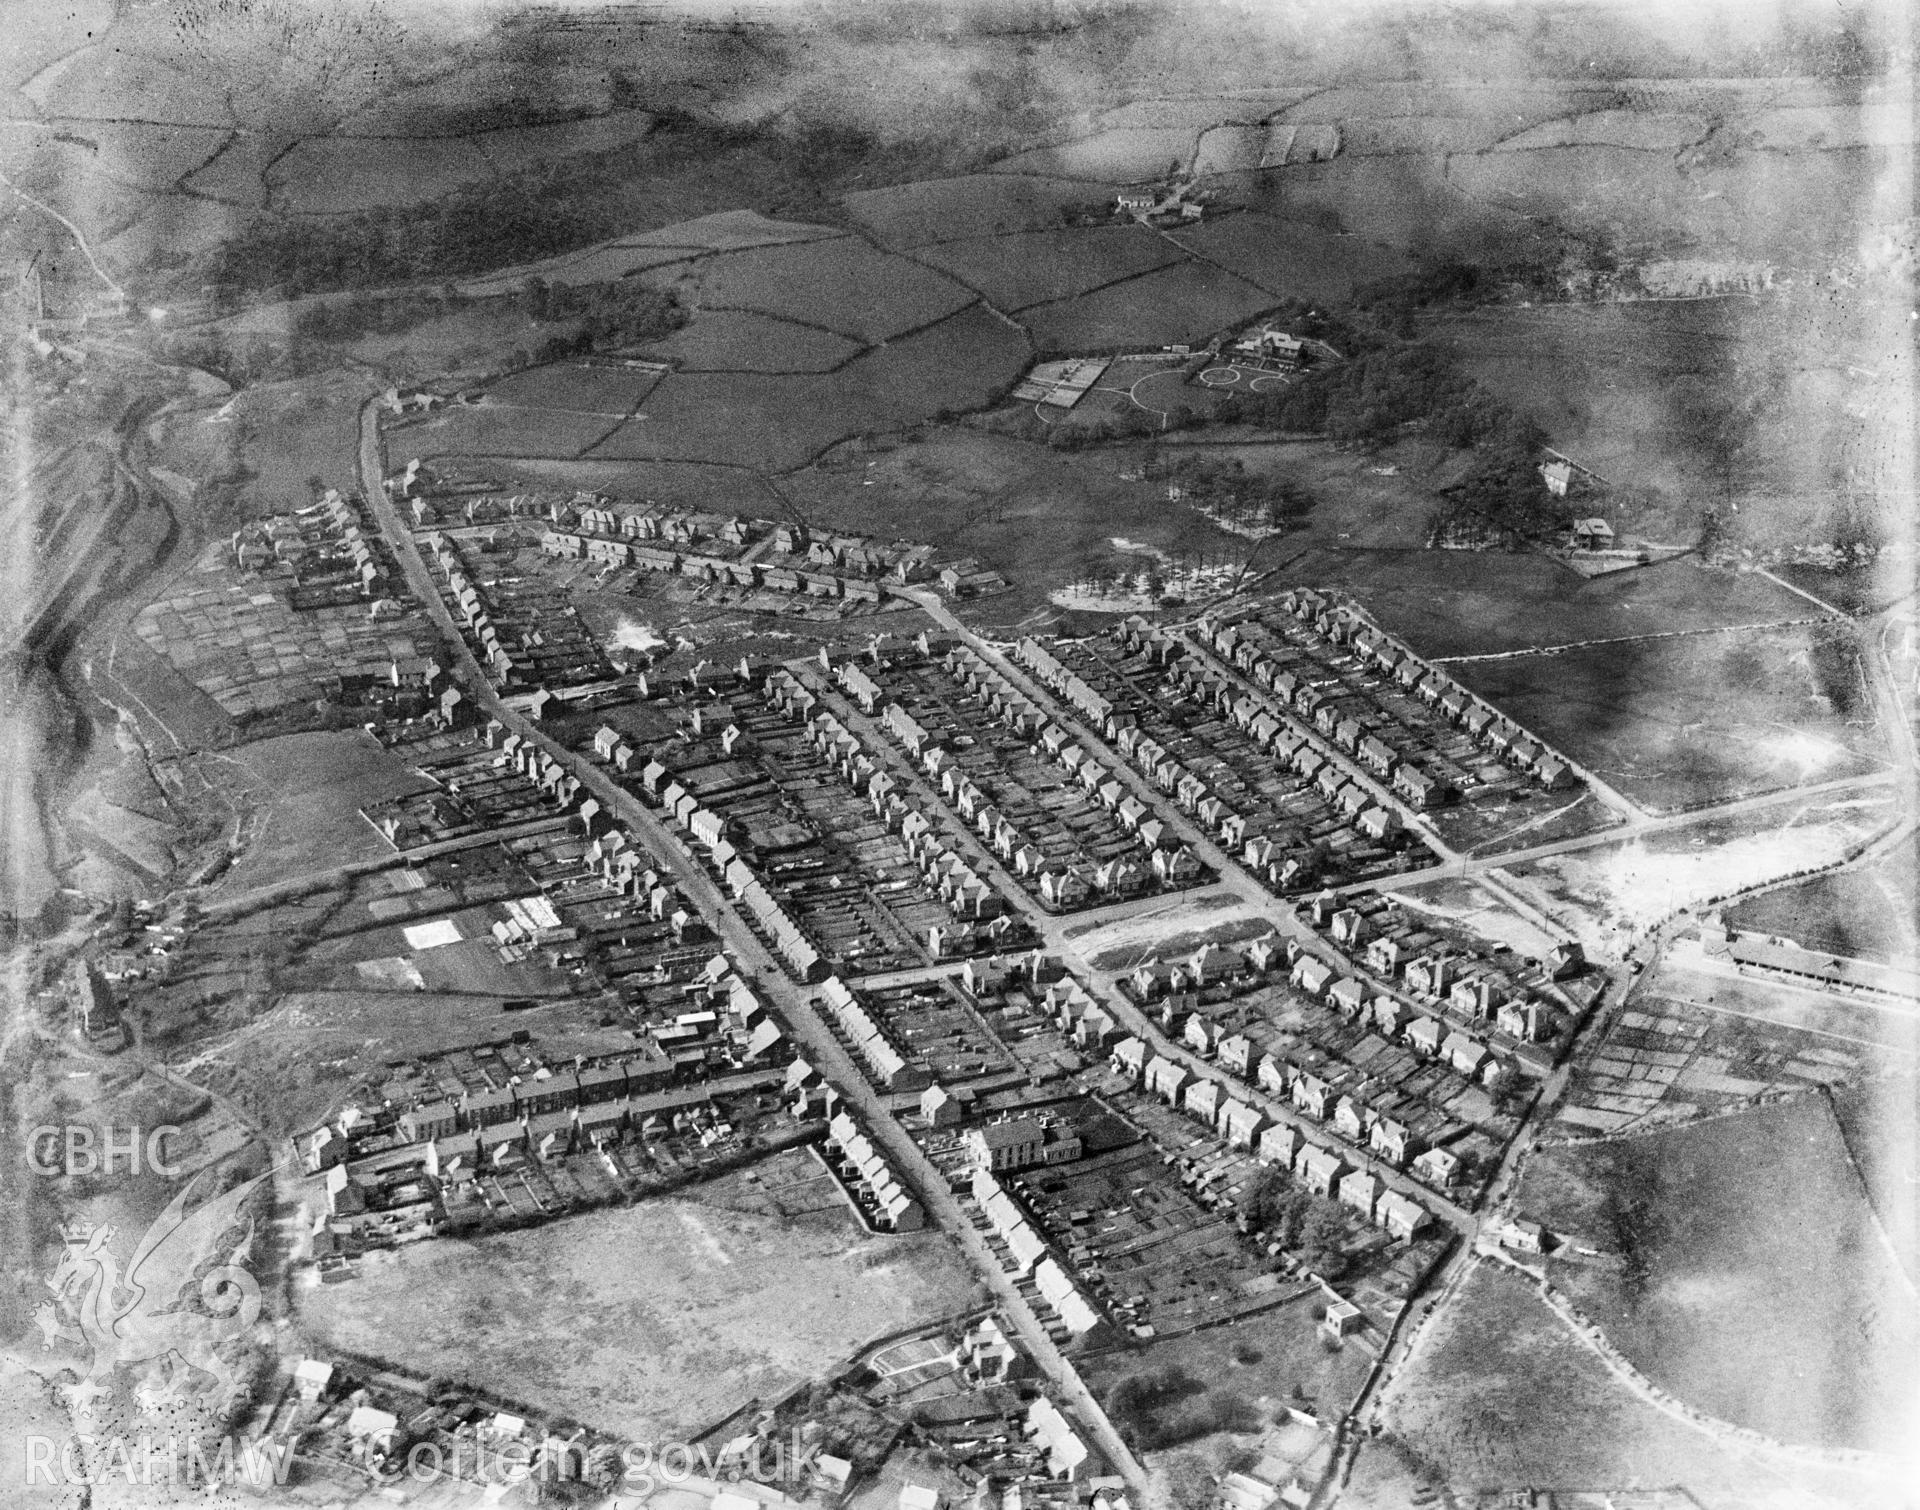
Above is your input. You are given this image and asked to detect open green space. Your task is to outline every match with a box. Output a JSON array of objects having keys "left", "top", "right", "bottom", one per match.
[
  {"left": 916, "top": 226, "right": 1186, "bottom": 311},
  {"left": 1023, "top": 259, "right": 1276, "bottom": 353},
  {"left": 1379, "top": 1259, "right": 1895, "bottom": 1509},
  {"left": 1452, "top": 621, "right": 1882, "bottom": 810},
  {"left": 1517, "top": 1094, "right": 1915, "bottom": 1454},
  {"left": 298, "top": 1198, "right": 982, "bottom": 1442},
  {"left": 1724, "top": 831, "right": 1919, "bottom": 966}
]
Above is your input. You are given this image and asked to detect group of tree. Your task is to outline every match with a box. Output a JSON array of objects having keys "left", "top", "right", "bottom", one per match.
[
  {"left": 1104, "top": 1365, "right": 1260, "bottom": 1451},
  {"left": 1238, "top": 1167, "right": 1352, "bottom": 1278},
  {"left": 1153, "top": 453, "right": 1314, "bottom": 529}
]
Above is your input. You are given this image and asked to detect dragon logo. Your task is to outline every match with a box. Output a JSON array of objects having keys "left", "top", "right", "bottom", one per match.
[{"left": 35, "top": 1170, "right": 270, "bottom": 1417}]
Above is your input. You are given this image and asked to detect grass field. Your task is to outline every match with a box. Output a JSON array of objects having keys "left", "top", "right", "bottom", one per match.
[
  {"left": 1724, "top": 831, "right": 1919, "bottom": 965},
  {"left": 268, "top": 134, "right": 496, "bottom": 215},
  {"left": 637, "top": 309, "right": 862, "bottom": 372},
  {"left": 1294, "top": 550, "right": 1813, "bottom": 660},
  {"left": 1506, "top": 784, "right": 1903, "bottom": 947},
  {"left": 482, "top": 361, "right": 668, "bottom": 416},
  {"left": 1452, "top": 621, "right": 1883, "bottom": 810},
  {"left": 589, "top": 304, "right": 1028, "bottom": 470},
  {"left": 991, "top": 126, "right": 1198, "bottom": 181},
  {"left": 644, "top": 236, "right": 976, "bottom": 344},
  {"left": 844, "top": 173, "right": 1119, "bottom": 248},
  {"left": 1023, "top": 259, "right": 1275, "bottom": 352},
  {"left": 1432, "top": 297, "right": 1911, "bottom": 553},
  {"left": 1380, "top": 1259, "right": 1904, "bottom": 1508},
  {"left": 1830, "top": 1076, "right": 1918, "bottom": 1283},
  {"left": 916, "top": 226, "right": 1185, "bottom": 310},
  {"left": 202, "top": 729, "right": 434, "bottom": 896},
  {"left": 1517, "top": 1095, "right": 1916, "bottom": 1454},
  {"left": 298, "top": 1199, "right": 981, "bottom": 1441},
  {"left": 1166, "top": 215, "right": 1411, "bottom": 302},
  {"left": 784, "top": 428, "right": 1256, "bottom": 628}
]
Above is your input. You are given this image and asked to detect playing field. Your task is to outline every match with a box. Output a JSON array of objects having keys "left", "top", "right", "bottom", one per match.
[{"left": 299, "top": 1199, "right": 981, "bottom": 1441}]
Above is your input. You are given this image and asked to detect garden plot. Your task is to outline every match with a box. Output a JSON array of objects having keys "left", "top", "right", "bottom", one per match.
[
  {"left": 636, "top": 309, "right": 863, "bottom": 373},
  {"left": 1549, "top": 989, "right": 1881, "bottom": 1137},
  {"left": 916, "top": 226, "right": 1186, "bottom": 311},
  {"left": 267, "top": 133, "right": 495, "bottom": 214},
  {"left": 1166, "top": 214, "right": 1410, "bottom": 301},
  {"left": 1518, "top": 1096, "right": 1916, "bottom": 1454},
  {"left": 643, "top": 235, "right": 974, "bottom": 344},
  {"left": 991, "top": 127, "right": 1199, "bottom": 182},
  {"left": 843, "top": 173, "right": 1120, "bottom": 248},
  {"left": 1022, "top": 259, "right": 1274, "bottom": 352}
]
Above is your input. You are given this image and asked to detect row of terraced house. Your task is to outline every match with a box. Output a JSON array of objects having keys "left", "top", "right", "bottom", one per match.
[
  {"left": 1085, "top": 626, "right": 1416, "bottom": 890},
  {"left": 594, "top": 726, "right": 829, "bottom": 982},
  {"left": 1108, "top": 1038, "right": 1437, "bottom": 1240},
  {"left": 826, "top": 1109, "right": 927, "bottom": 1231},
  {"left": 540, "top": 528, "right": 884, "bottom": 603},
  {"left": 1265, "top": 590, "right": 1576, "bottom": 792},
  {"left": 926, "top": 644, "right": 1204, "bottom": 905}
]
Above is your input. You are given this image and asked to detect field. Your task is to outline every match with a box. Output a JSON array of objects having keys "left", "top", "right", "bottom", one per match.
[
  {"left": 1516, "top": 1095, "right": 1916, "bottom": 1453},
  {"left": 1503, "top": 784, "right": 1905, "bottom": 952},
  {"left": 916, "top": 226, "right": 1185, "bottom": 310},
  {"left": 642, "top": 236, "right": 976, "bottom": 344},
  {"left": 297, "top": 1198, "right": 981, "bottom": 1441},
  {"left": 1322, "top": 552, "right": 1816, "bottom": 661},
  {"left": 991, "top": 126, "right": 1200, "bottom": 181},
  {"left": 268, "top": 134, "right": 496, "bottom": 214},
  {"left": 844, "top": 173, "right": 1118, "bottom": 248},
  {"left": 1022, "top": 259, "right": 1275, "bottom": 353},
  {"left": 405, "top": 401, "right": 632, "bottom": 462},
  {"left": 1165, "top": 214, "right": 1411, "bottom": 302},
  {"left": 637, "top": 309, "right": 862, "bottom": 373},
  {"left": 783, "top": 428, "right": 1259, "bottom": 629},
  {"left": 1077, "top": 1290, "right": 1374, "bottom": 1449},
  {"left": 1377, "top": 1259, "right": 1905, "bottom": 1508},
  {"left": 1433, "top": 296, "right": 1914, "bottom": 553},
  {"left": 199, "top": 729, "right": 437, "bottom": 896},
  {"left": 1452, "top": 622, "right": 1883, "bottom": 810},
  {"left": 480, "top": 361, "right": 668, "bottom": 416},
  {"left": 1724, "top": 831, "right": 1919, "bottom": 965},
  {"left": 1830, "top": 1076, "right": 1918, "bottom": 1280},
  {"left": 586, "top": 304, "right": 1030, "bottom": 470}
]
